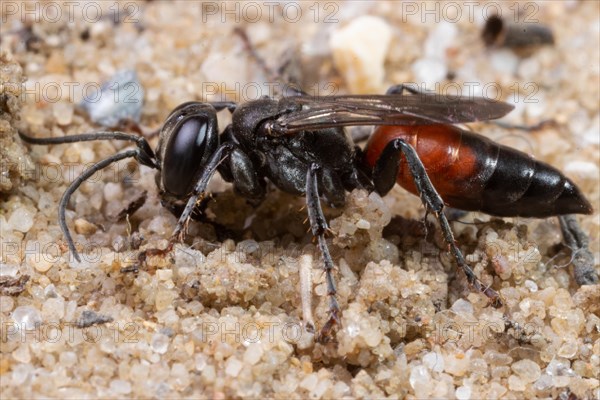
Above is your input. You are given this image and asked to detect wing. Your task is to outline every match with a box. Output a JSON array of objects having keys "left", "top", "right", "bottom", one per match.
[{"left": 271, "top": 94, "right": 514, "bottom": 134}]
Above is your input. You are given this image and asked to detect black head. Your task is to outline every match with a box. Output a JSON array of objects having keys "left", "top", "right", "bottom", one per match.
[{"left": 157, "top": 102, "right": 219, "bottom": 196}]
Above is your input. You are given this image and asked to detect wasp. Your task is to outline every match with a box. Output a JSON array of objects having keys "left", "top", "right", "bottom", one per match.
[{"left": 19, "top": 82, "right": 594, "bottom": 340}]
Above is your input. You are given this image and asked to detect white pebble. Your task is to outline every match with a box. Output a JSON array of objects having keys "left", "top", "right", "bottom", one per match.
[
  {"left": 171, "top": 363, "right": 190, "bottom": 388},
  {"left": 329, "top": 16, "right": 392, "bottom": 93},
  {"left": 156, "top": 269, "right": 173, "bottom": 281},
  {"left": 11, "top": 364, "right": 31, "bottom": 385},
  {"left": 511, "top": 359, "right": 541, "bottom": 383},
  {"left": 300, "top": 373, "right": 318, "bottom": 391},
  {"left": 0, "top": 296, "right": 15, "bottom": 312},
  {"left": 356, "top": 219, "right": 371, "bottom": 230},
  {"left": 346, "top": 323, "right": 360, "bottom": 338},
  {"left": 8, "top": 207, "right": 34, "bottom": 233},
  {"left": 423, "top": 351, "right": 445, "bottom": 372},
  {"left": 12, "top": 306, "right": 42, "bottom": 330},
  {"left": 456, "top": 385, "right": 471, "bottom": 400},
  {"left": 517, "top": 57, "right": 541, "bottom": 80},
  {"left": 490, "top": 49, "right": 519, "bottom": 75},
  {"left": 110, "top": 379, "right": 132, "bottom": 395},
  {"left": 564, "top": 161, "right": 599, "bottom": 178},
  {"left": 243, "top": 343, "right": 264, "bottom": 365},
  {"left": 224, "top": 357, "right": 243, "bottom": 377},
  {"left": 444, "top": 352, "right": 470, "bottom": 376},
  {"left": 29, "top": 254, "right": 53, "bottom": 273},
  {"left": 103, "top": 182, "right": 123, "bottom": 202},
  {"left": 151, "top": 333, "right": 169, "bottom": 354},
  {"left": 195, "top": 354, "right": 208, "bottom": 371},
  {"left": 81, "top": 70, "right": 144, "bottom": 127},
  {"left": 581, "top": 114, "right": 599, "bottom": 145},
  {"left": 311, "top": 379, "right": 331, "bottom": 399},
  {"left": 53, "top": 102, "right": 74, "bottom": 125},
  {"left": 59, "top": 351, "right": 77, "bottom": 367},
  {"left": 533, "top": 374, "right": 553, "bottom": 391},
  {"left": 148, "top": 215, "right": 174, "bottom": 235},
  {"left": 524, "top": 280, "right": 538, "bottom": 292},
  {"left": 0, "top": 263, "right": 19, "bottom": 277},
  {"left": 12, "top": 344, "right": 31, "bottom": 363},
  {"left": 42, "top": 297, "right": 65, "bottom": 320},
  {"left": 451, "top": 299, "right": 473, "bottom": 315},
  {"left": 409, "top": 365, "right": 431, "bottom": 398},
  {"left": 411, "top": 58, "right": 447, "bottom": 88},
  {"left": 425, "top": 22, "right": 458, "bottom": 59}
]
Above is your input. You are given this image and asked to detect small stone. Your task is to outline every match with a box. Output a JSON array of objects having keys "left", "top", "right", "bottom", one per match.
[
  {"left": 409, "top": 365, "right": 431, "bottom": 398},
  {"left": 300, "top": 373, "right": 318, "bottom": 391},
  {"left": 0, "top": 296, "right": 14, "bottom": 312},
  {"left": 11, "top": 306, "right": 42, "bottom": 330},
  {"left": 564, "top": 161, "right": 599, "bottom": 178},
  {"left": 508, "top": 374, "right": 526, "bottom": 391},
  {"left": 425, "top": 22, "right": 458, "bottom": 59},
  {"left": 558, "top": 339, "right": 579, "bottom": 359},
  {"left": 451, "top": 299, "right": 473, "bottom": 315},
  {"left": 329, "top": 16, "right": 392, "bottom": 93},
  {"left": 52, "top": 102, "right": 74, "bottom": 125},
  {"left": 484, "top": 350, "right": 512, "bottom": 365},
  {"left": 546, "top": 358, "right": 573, "bottom": 376},
  {"left": 77, "top": 310, "right": 113, "bottom": 328},
  {"left": 363, "top": 326, "right": 383, "bottom": 347},
  {"left": 311, "top": 379, "right": 331, "bottom": 399},
  {"left": 59, "top": 352, "right": 77, "bottom": 368},
  {"left": 74, "top": 218, "right": 98, "bottom": 235},
  {"left": 243, "top": 343, "right": 263, "bottom": 365},
  {"left": 456, "top": 385, "right": 471, "bottom": 400},
  {"left": 490, "top": 49, "right": 519, "bottom": 75},
  {"left": 332, "top": 381, "right": 350, "bottom": 398},
  {"left": 356, "top": 219, "right": 370, "bottom": 230},
  {"left": 195, "top": 354, "right": 207, "bottom": 371},
  {"left": 423, "top": 351, "right": 444, "bottom": 372},
  {"left": 511, "top": 359, "right": 541, "bottom": 383},
  {"left": 171, "top": 363, "right": 190, "bottom": 388},
  {"left": 533, "top": 374, "right": 553, "bottom": 391},
  {"left": 487, "top": 382, "right": 507, "bottom": 399},
  {"left": 553, "top": 376, "right": 572, "bottom": 387},
  {"left": 224, "top": 357, "right": 243, "bottom": 377},
  {"left": 28, "top": 254, "right": 53, "bottom": 273},
  {"left": 411, "top": 58, "right": 447, "bottom": 88},
  {"left": 155, "top": 289, "right": 175, "bottom": 311},
  {"left": 11, "top": 364, "right": 31, "bottom": 385},
  {"left": 202, "top": 365, "right": 216, "bottom": 382},
  {"left": 444, "top": 352, "right": 470, "bottom": 376},
  {"left": 156, "top": 269, "right": 173, "bottom": 281},
  {"left": 151, "top": 333, "right": 169, "bottom": 354},
  {"left": 42, "top": 297, "right": 65, "bottom": 320},
  {"left": 103, "top": 182, "right": 123, "bottom": 202},
  {"left": 148, "top": 215, "right": 175, "bottom": 235},
  {"left": 12, "top": 344, "right": 31, "bottom": 363},
  {"left": 524, "top": 280, "right": 538, "bottom": 292},
  {"left": 110, "top": 379, "right": 132, "bottom": 395},
  {"left": 80, "top": 70, "right": 144, "bottom": 127},
  {"left": 8, "top": 208, "right": 34, "bottom": 233}
]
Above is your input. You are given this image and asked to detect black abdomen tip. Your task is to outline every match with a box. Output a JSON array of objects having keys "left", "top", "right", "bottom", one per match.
[{"left": 555, "top": 179, "right": 594, "bottom": 215}]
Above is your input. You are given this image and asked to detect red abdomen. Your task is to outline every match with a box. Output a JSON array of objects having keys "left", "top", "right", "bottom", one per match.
[{"left": 363, "top": 125, "right": 592, "bottom": 217}]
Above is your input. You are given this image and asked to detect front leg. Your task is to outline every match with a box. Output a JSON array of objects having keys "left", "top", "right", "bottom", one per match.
[
  {"left": 306, "top": 163, "right": 341, "bottom": 342},
  {"left": 171, "top": 143, "right": 235, "bottom": 242},
  {"left": 135, "top": 143, "right": 235, "bottom": 267}
]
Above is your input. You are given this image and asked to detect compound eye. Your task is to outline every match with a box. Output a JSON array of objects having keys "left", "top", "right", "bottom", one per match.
[{"left": 163, "top": 115, "right": 216, "bottom": 195}]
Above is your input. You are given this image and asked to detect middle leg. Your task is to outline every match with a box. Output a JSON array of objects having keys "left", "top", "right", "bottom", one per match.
[{"left": 306, "top": 163, "right": 341, "bottom": 342}]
